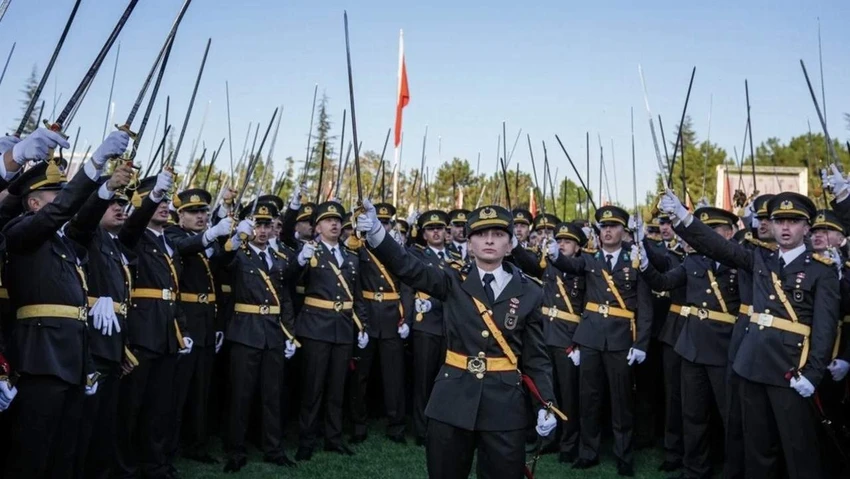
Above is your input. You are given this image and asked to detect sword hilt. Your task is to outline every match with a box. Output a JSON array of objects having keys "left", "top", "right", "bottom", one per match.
[{"left": 116, "top": 123, "right": 138, "bottom": 140}]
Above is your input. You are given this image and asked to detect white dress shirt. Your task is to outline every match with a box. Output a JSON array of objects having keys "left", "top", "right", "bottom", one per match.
[
  {"left": 322, "top": 240, "right": 344, "bottom": 266},
  {"left": 601, "top": 247, "right": 622, "bottom": 269},
  {"left": 778, "top": 243, "right": 806, "bottom": 267},
  {"left": 249, "top": 243, "right": 273, "bottom": 269},
  {"left": 478, "top": 265, "right": 511, "bottom": 301},
  {"left": 146, "top": 228, "right": 173, "bottom": 256},
  {"left": 453, "top": 241, "right": 467, "bottom": 259}
]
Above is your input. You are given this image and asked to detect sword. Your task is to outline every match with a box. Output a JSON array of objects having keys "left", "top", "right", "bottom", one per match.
[
  {"left": 202, "top": 137, "right": 226, "bottom": 191},
  {"left": 745, "top": 80, "right": 758, "bottom": 196},
  {"left": 0, "top": 42, "right": 15, "bottom": 89},
  {"left": 367, "top": 127, "right": 392, "bottom": 200},
  {"left": 343, "top": 11, "right": 363, "bottom": 210},
  {"left": 801, "top": 60, "right": 840, "bottom": 165},
  {"left": 333, "top": 109, "right": 347, "bottom": 199},
  {"left": 299, "top": 84, "right": 319, "bottom": 189},
  {"left": 555, "top": 134, "right": 597, "bottom": 211},
  {"left": 666, "top": 67, "right": 696, "bottom": 188},
  {"left": 164, "top": 38, "right": 211, "bottom": 172}
]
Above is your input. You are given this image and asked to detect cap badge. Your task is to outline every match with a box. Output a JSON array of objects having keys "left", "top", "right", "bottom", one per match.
[
  {"left": 779, "top": 200, "right": 793, "bottom": 211},
  {"left": 480, "top": 208, "right": 497, "bottom": 220},
  {"left": 602, "top": 210, "right": 613, "bottom": 219}
]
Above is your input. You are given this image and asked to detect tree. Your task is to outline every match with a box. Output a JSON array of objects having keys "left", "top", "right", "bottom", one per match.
[
  {"left": 303, "top": 93, "right": 338, "bottom": 200},
  {"left": 13, "top": 65, "right": 40, "bottom": 134}
]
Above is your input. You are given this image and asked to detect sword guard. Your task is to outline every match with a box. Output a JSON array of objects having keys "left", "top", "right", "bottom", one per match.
[
  {"left": 115, "top": 123, "right": 138, "bottom": 140},
  {"left": 43, "top": 120, "right": 68, "bottom": 139}
]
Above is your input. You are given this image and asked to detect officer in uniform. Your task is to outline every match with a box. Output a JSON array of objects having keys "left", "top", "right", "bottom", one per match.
[
  {"left": 66, "top": 165, "right": 138, "bottom": 479},
  {"left": 351, "top": 202, "right": 409, "bottom": 444},
  {"left": 660, "top": 190, "right": 839, "bottom": 478},
  {"left": 405, "top": 210, "right": 455, "bottom": 446},
  {"left": 639, "top": 206, "right": 741, "bottom": 479},
  {"left": 447, "top": 209, "right": 470, "bottom": 260},
  {"left": 222, "top": 201, "right": 298, "bottom": 472},
  {"left": 341, "top": 213, "right": 353, "bottom": 244},
  {"left": 165, "top": 188, "right": 234, "bottom": 466},
  {"left": 2, "top": 128, "right": 129, "bottom": 477},
  {"left": 115, "top": 171, "right": 195, "bottom": 479},
  {"left": 512, "top": 208, "right": 533, "bottom": 247},
  {"left": 356, "top": 202, "right": 561, "bottom": 479},
  {"left": 292, "top": 201, "right": 369, "bottom": 460},
  {"left": 533, "top": 213, "right": 559, "bottom": 242},
  {"left": 283, "top": 201, "right": 316, "bottom": 247},
  {"left": 512, "top": 221, "right": 587, "bottom": 463},
  {"left": 547, "top": 205, "right": 653, "bottom": 476}
]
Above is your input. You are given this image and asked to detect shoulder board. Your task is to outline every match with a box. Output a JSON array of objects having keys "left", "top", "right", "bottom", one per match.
[
  {"left": 668, "top": 248, "right": 685, "bottom": 257},
  {"left": 460, "top": 262, "right": 473, "bottom": 276},
  {"left": 844, "top": 260, "right": 850, "bottom": 269},
  {"left": 414, "top": 244, "right": 425, "bottom": 251},
  {"left": 449, "top": 261, "right": 462, "bottom": 270},
  {"left": 813, "top": 253, "right": 834, "bottom": 266},
  {"left": 745, "top": 235, "right": 778, "bottom": 251},
  {"left": 523, "top": 273, "right": 542, "bottom": 286},
  {"left": 344, "top": 235, "right": 363, "bottom": 251},
  {"left": 582, "top": 247, "right": 597, "bottom": 255}
]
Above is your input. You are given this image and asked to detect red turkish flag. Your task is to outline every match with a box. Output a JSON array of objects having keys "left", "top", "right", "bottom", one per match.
[{"left": 394, "top": 30, "right": 409, "bottom": 148}]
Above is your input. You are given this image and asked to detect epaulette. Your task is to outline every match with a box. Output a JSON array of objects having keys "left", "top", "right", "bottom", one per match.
[
  {"left": 448, "top": 261, "right": 462, "bottom": 270},
  {"left": 746, "top": 235, "right": 778, "bottom": 251},
  {"left": 523, "top": 273, "right": 543, "bottom": 286},
  {"left": 668, "top": 248, "right": 685, "bottom": 257},
  {"left": 414, "top": 243, "right": 425, "bottom": 251},
  {"left": 460, "top": 262, "right": 473, "bottom": 276},
  {"left": 813, "top": 253, "right": 834, "bottom": 266},
  {"left": 844, "top": 260, "right": 850, "bottom": 270},
  {"left": 344, "top": 235, "right": 362, "bottom": 251},
  {"left": 582, "top": 247, "right": 597, "bottom": 255}
]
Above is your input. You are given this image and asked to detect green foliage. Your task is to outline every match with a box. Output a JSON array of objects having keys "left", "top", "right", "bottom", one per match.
[{"left": 13, "top": 65, "right": 40, "bottom": 135}]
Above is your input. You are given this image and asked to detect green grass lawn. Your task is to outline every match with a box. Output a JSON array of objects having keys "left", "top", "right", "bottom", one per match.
[{"left": 177, "top": 427, "right": 668, "bottom": 478}]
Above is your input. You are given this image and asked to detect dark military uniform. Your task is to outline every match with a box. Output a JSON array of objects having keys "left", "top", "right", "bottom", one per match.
[
  {"left": 512, "top": 221, "right": 587, "bottom": 462},
  {"left": 447, "top": 209, "right": 470, "bottom": 261},
  {"left": 293, "top": 201, "right": 368, "bottom": 458},
  {"left": 642, "top": 207, "right": 741, "bottom": 479},
  {"left": 367, "top": 205, "right": 558, "bottom": 479},
  {"left": 65, "top": 179, "right": 137, "bottom": 479},
  {"left": 3, "top": 160, "right": 101, "bottom": 478},
  {"left": 115, "top": 177, "right": 190, "bottom": 478},
  {"left": 550, "top": 205, "right": 653, "bottom": 471},
  {"left": 676, "top": 193, "right": 838, "bottom": 478},
  {"left": 350, "top": 202, "right": 408, "bottom": 441}
]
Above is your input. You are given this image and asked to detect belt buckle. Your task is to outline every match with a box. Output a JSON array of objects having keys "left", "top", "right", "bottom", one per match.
[
  {"left": 259, "top": 305, "right": 271, "bottom": 315},
  {"left": 757, "top": 313, "right": 773, "bottom": 328},
  {"left": 680, "top": 306, "right": 691, "bottom": 317},
  {"left": 374, "top": 292, "right": 384, "bottom": 302},
  {"left": 467, "top": 356, "right": 487, "bottom": 379},
  {"left": 548, "top": 306, "right": 558, "bottom": 319},
  {"left": 118, "top": 303, "right": 128, "bottom": 316},
  {"left": 333, "top": 301, "right": 343, "bottom": 312},
  {"left": 597, "top": 304, "right": 609, "bottom": 316},
  {"left": 697, "top": 308, "right": 709, "bottom": 320},
  {"left": 197, "top": 293, "right": 208, "bottom": 304},
  {"left": 162, "top": 289, "right": 172, "bottom": 301},
  {"left": 78, "top": 307, "right": 87, "bottom": 322}
]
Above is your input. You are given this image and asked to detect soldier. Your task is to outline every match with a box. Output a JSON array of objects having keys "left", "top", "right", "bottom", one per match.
[
  {"left": 533, "top": 213, "right": 559, "bottom": 241},
  {"left": 395, "top": 218, "right": 410, "bottom": 243},
  {"left": 222, "top": 201, "right": 298, "bottom": 472},
  {"left": 351, "top": 202, "right": 409, "bottom": 444},
  {"left": 2, "top": 128, "right": 128, "bottom": 477},
  {"left": 356, "top": 202, "right": 560, "bottom": 479},
  {"left": 165, "top": 188, "right": 234, "bottom": 466},
  {"left": 547, "top": 205, "right": 653, "bottom": 476},
  {"left": 511, "top": 221, "right": 587, "bottom": 464},
  {"left": 447, "top": 208, "right": 470, "bottom": 260},
  {"left": 638, "top": 207, "right": 741, "bottom": 479},
  {"left": 115, "top": 171, "right": 195, "bottom": 479},
  {"left": 659, "top": 190, "right": 839, "bottom": 478},
  {"left": 512, "top": 208, "right": 532, "bottom": 247},
  {"left": 341, "top": 212, "right": 353, "bottom": 244},
  {"left": 405, "top": 210, "right": 454, "bottom": 446},
  {"left": 292, "top": 201, "right": 368, "bottom": 460}
]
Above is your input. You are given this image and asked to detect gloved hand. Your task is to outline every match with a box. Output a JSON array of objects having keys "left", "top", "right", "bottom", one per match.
[
  {"left": 829, "top": 359, "right": 850, "bottom": 382},
  {"left": 631, "top": 244, "right": 649, "bottom": 271},
  {"left": 357, "top": 331, "right": 369, "bottom": 349},
  {"left": 535, "top": 409, "right": 557, "bottom": 437},
  {"left": 659, "top": 189, "right": 688, "bottom": 220},
  {"left": 407, "top": 211, "right": 419, "bottom": 227},
  {"left": 204, "top": 216, "right": 233, "bottom": 244},
  {"left": 284, "top": 340, "right": 297, "bottom": 359},
  {"left": 215, "top": 331, "right": 224, "bottom": 354},
  {"left": 632, "top": 216, "right": 645, "bottom": 243},
  {"left": 236, "top": 218, "right": 254, "bottom": 237},
  {"left": 0, "top": 378, "right": 17, "bottom": 411},
  {"left": 824, "top": 247, "right": 843, "bottom": 280},
  {"left": 398, "top": 323, "right": 410, "bottom": 339},
  {"left": 355, "top": 199, "right": 383, "bottom": 238},
  {"left": 568, "top": 348, "right": 580, "bottom": 366},
  {"left": 826, "top": 164, "right": 850, "bottom": 199},
  {"left": 289, "top": 183, "right": 306, "bottom": 210},
  {"left": 390, "top": 228, "right": 405, "bottom": 245},
  {"left": 91, "top": 130, "right": 130, "bottom": 168},
  {"left": 150, "top": 169, "right": 174, "bottom": 202},
  {"left": 790, "top": 374, "right": 815, "bottom": 397},
  {"left": 89, "top": 297, "right": 121, "bottom": 336},
  {"left": 415, "top": 298, "right": 432, "bottom": 314},
  {"left": 298, "top": 241, "right": 316, "bottom": 266},
  {"left": 627, "top": 347, "right": 646, "bottom": 366},
  {"left": 742, "top": 199, "right": 755, "bottom": 225},
  {"left": 0, "top": 135, "right": 21, "bottom": 157},
  {"left": 547, "top": 240, "right": 560, "bottom": 260},
  {"left": 11, "top": 127, "right": 70, "bottom": 165},
  {"left": 85, "top": 373, "right": 99, "bottom": 396},
  {"left": 178, "top": 337, "right": 194, "bottom": 355},
  {"left": 696, "top": 196, "right": 710, "bottom": 209}
]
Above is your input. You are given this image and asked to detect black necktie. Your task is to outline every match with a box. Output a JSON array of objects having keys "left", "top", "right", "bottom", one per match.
[
  {"left": 156, "top": 234, "right": 169, "bottom": 256},
  {"left": 259, "top": 251, "right": 269, "bottom": 272},
  {"left": 330, "top": 247, "right": 338, "bottom": 266},
  {"left": 779, "top": 256, "right": 786, "bottom": 278},
  {"left": 605, "top": 254, "right": 614, "bottom": 271},
  {"left": 483, "top": 273, "right": 496, "bottom": 304},
  {"left": 438, "top": 251, "right": 445, "bottom": 260}
]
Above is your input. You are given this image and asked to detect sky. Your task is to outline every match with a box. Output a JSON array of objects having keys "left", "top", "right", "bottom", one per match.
[{"left": 0, "top": 0, "right": 848, "bottom": 208}]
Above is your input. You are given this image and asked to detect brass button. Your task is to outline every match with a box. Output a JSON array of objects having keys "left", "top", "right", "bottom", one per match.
[
  {"left": 769, "top": 295, "right": 775, "bottom": 300},
  {"left": 444, "top": 373, "right": 449, "bottom": 377},
  {"left": 765, "top": 309, "right": 770, "bottom": 314},
  {"left": 706, "top": 289, "right": 712, "bottom": 294},
  {"left": 482, "top": 331, "right": 490, "bottom": 338},
  {"left": 475, "top": 373, "right": 484, "bottom": 380},
  {"left": 478, "top": 352, "right": 485, "bottom": 358}
]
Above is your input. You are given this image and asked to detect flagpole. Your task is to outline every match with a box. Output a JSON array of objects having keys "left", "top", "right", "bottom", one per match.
[{"left": 392, "top": 28, "right": 408, "bottom": 207}]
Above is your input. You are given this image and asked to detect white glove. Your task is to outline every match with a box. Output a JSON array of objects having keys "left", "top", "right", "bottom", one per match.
[
  {"left": 150, "top": 169, "right": 174, "bottom": 202},
  {"left": 85, "top": 373, "right": 99, "bottom": 396},
  {"left": 407, "top": 211, "right": 419, "bottom": 227},
  {"left": 415, "top": 298, "right": 432, "bottom": 313},
  {"left": 659, "top": 189, "right": 688, "bottom": 220},
  {"left": 215, "top": 331, "right": 224, "bottom": 354},
  {"left": 298, "top": 241, "right": 316, "bottom": 266},
  {"left": 535, "top": 409, "right": 557, "bottom": 437},
  {"left": 742, "top": 200, "right": 755, "bottom": 224},
  {"left": 824, "top": 247, "right": 843, "bottom": 280},
  {"left": 790, "top": 374, "right": 815, "bottom": 397},
  {"left": 91, "top": 130, "right": 130, "bottom": 167},
  {"left": 829, "top": 359, "right": 850, "bottom": 382},
  {"left": 631, "top": 244, "right": 649, "bottom": 271},
  {"left": 568, "top": 348, "right": 580, "bottom": 366},
  {"left": 547, "top": 240, "right": 560, "bottom": 260},
  {"left": 236, "top": 218, "right": 254, "bottom": 237},
  {"left": 398, "top": 323, "right": 410, "bottom": 339},
  {"left": 0, "top": 135, "right": 21, "bottom": 156},
  {"left": 89, "top": 297, "right": 121, "bottom": 336},
  {"left": 827, "top": 164, "right": 850, "bottom": 199},
  {"left": 696, "top": 197, "right": 710, "bottom": 209},
  {"left": 178, "top": 336, "right": 194, "bottom": 355},
  {"left": 11, "top": 127, "right": 70, "bottom": 165},
  {"left": 289, "top": 183, "right": 305, "bottom": 210},
  {"left": 627, "top": 347, "right": 646, "bottom": 366},
  {"left": 390, "top": 228, "right": 404, "bottom": 245},
  {"left": 284, "top": 339, "right": 296, "bottom": 359},
  {"left": 632, "top": 216, "right": 645, "bottom": 243},
  {"left": 355, "top": 199, "right": 383, "bottom": 238},
  {"left": 0, "top": 379, "right": 17, "bottom": 411},
  {"left": 204, "top": 216, "right": 233, "bottom": 243},
  {"left": 357, "top": 331, "right": 369, "bottom": 349}
]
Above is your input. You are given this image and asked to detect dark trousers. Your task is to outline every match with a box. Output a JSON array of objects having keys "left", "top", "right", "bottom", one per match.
[
  {"left": 426, "top": 419, "right": 526, "bottom": 479},
  {"left": 578, "top": 347, "right": 634, "bottom": 465},
  {"left": 634, "top": 338, "right": 663, "bottom": 447},
  {"left": 412, "top": 331, "right": 446, "bottom": 440},
  {"left": 115, "top": 353, "right": 177, "bottom": 479},
  {"left": 724, "top": 369, "right": 746, "bottom": 478},
  {"left": 681, "top": 359, "right": 726, "bottom": 479},
  {"left": 740, "top": 378, "right": 823, "bottom": 479},
  {"left": 75, "top": 367, "right": 120, "bottom": 479},
  {"left": 168, "top": 344, "right": 214, "bottom": 461},
  {"left": 298, "top": 338, "right": 352, "bottom": 449},
  {"left": 4, "top": 375, "right": 85, "bottom": 479},
  {"left": 351, "top": 335, "right": 406, "bottom": 436},
  {"left": 226, "top": 342, "right": 285, "bottom": 461},
  {"left": 549, "top": 346, "right": 579, "bottom": 455},
  {"left": 662, "top": 343, "right": 684, "bottom": 464}
]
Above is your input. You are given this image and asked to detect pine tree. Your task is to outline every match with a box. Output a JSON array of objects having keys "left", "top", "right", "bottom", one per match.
[{"left": 13, "top": 65, "right": 40, "bottom": 134}]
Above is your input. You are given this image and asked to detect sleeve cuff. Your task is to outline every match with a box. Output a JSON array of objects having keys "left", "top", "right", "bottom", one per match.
[
  {"left": 97, "top": 183, "right": 114, "bottom": 200},
  {"left": 366, "top": 227, "right": 386, "bottom": 248},
  {"left": 83, "top": 160, "right": 101, "bottom": 181}
]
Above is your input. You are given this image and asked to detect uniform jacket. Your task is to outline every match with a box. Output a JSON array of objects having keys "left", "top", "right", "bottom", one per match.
[
  {"left": 359, "top": 243, "right": 409, "bottom": 339},
  {"left": 402, "top": 244, "right": 457, "bottom": 337}
]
